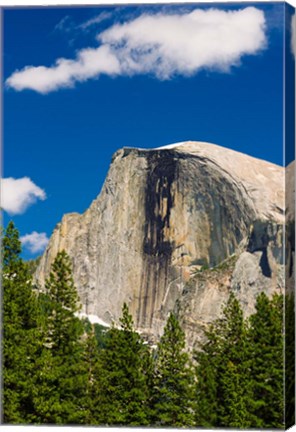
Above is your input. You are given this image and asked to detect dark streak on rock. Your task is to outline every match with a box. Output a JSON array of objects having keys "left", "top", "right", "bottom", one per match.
[
  {"left": 259, "top": 247, "right": 272, "bottom": 278},
  {"left": 137, "top": 151, "right": 178, "bottom": 327},
  {"left": 288, "top": 223, "right": 295, "bottom": 277},
  {"left": 247, "top": 221, "right": 277, "bottom": 279},
  {"left": 289, "top": 253, "right": 294, "bottom": 278}
]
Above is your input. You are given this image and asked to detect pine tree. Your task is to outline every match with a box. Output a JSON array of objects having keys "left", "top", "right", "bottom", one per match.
[
  {"left": 285, "top": 292, "right": 295, "bottom": 428},
  {"left": 248, "top": 292, "right": 284, "bottom": 428},
  {"left": 151, "top": 312, "right": 195, "bottom": 427},
  {"left": 218, "top": 293, "right": 252, "bottom": 428},
  {"left": 195, "top": 293, "right": 251, "bottom": 428},
  {"left": 194, "top": 322, "right": 223, "bottom": 427},
  {"left": 78, "top": 323, "right": 103, "bottom": 425},
  {"left": 98, "top": 303, "right": 151, "bottom": 426},
  {"left": 32, "top": 250, "right": 87, "bottom": 424},
  {"left": 2, "top": 221, "right": 42, "bottom": 423}
]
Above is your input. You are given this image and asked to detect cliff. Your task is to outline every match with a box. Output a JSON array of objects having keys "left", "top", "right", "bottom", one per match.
[{"left": 35, "top": 141, "right": 292, "bottom": 347}]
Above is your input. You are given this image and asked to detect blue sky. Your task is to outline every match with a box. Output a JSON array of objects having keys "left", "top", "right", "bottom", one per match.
[{"left": 2, "top": 2, "right": 295, "bottom": 259}]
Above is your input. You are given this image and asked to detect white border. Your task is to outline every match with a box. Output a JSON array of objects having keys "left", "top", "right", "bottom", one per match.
[
  {"left": 0, "top": 0, "right": 295, "bottom": 7},
  {"left": 1, "top": 0, "right": 295, "bottom": 431}
]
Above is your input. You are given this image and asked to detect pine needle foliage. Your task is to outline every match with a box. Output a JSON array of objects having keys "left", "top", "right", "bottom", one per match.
[
  {"left": 195, "top": 291, "right": 285, "bottom": 429},
  {"left": 151, "top": 312, "right": 195, "bottom": 427},
  {"left": 98, "top": 303, "right": 151, "bottom": 426},
  {"left": 79, "top": 325, "right": 103, "bottom": 425},
  {"left": 285, "top": 292, "right": 295, "bottom": 428},
  {"left": 2, "top": 221, "right": 42, "bottom": 424},
  {"left": 248, "top": 292, "right": 284, "bottom": 428},
  {"left": 33, "top": 250, "right": 86, "bottom": 424},
  {"left": 195, "top": 293, "right": 251, "bottom": 428}
]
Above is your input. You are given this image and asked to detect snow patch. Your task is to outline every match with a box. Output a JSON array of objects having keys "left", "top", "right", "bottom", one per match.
[
  {"left": 154, "top": 141, "right": 186, "bottom": 150},
  {"left": 76, "top": 312, "right": 110, "bottom": 327}
]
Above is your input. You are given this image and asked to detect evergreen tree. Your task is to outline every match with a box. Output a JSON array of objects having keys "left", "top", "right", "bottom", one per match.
[
  {"left": 194, "top": 322, "right": 223, "bottom": 427},
  {"left": 151, "top": 312, "right": 195, "bottom": 427},
  {"left": 2, "top": 221, "right": 42, "bottom": 423},
  {"left": 195, "top": 293, "right": 251, "bottom": 428},
  {"left": 285, "top": 292, "right": 295, "bottom": 428},
  {"left": 248, "top": 292, "right": 284, "bottom": 428},
  {"left": 79, "top": 324, "right": 103, "bottom": 425},
  {"left": 218, "top": 293, "right": 252, "bottom": 428},
  {"left": 32, "top": 250, "right": 87, "bottom": 424},
  {"left": 98, "top": 303, "right": 151, "bottom": 426}
]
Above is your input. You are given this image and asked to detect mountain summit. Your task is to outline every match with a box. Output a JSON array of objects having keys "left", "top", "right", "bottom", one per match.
[{"left": 35, "top": 141, "right": 292, "bottom": 347}]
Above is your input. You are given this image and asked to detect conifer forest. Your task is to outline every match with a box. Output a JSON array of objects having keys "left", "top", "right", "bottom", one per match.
[{"left": 2, "top": 221, "right": 295, "bottom": 428}]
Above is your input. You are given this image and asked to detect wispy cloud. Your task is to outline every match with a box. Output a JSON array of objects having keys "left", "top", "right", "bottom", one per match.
[
  {"left": 1, "top": 177, "right": 46, "bottom": 215},
  {"left": 78, "top": 12, "right": 112, "bottom": 30},
  {"left": 53, "top": 12, "right": 112, "bottom": 37},
  {"left": 6, "top": 7, "right": 266, "bottom": 94},
  {"left": 265, "top": 4, "right": 284, "bottom": 31},
  {"left": 20, "top": 231, "right": 49, "bottom": 254},
  {"left": 54, "top": 15, "right": 73, "bottom": 33},
  {"left": 55, "top": 11, "right": 112, "bottom": 33}
]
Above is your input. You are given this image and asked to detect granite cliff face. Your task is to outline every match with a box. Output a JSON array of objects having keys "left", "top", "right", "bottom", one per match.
[{"left": 35, "top": 141, "right": 292, "bottom": 347}]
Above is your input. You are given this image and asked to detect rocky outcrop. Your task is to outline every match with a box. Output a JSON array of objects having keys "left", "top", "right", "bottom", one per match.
[
  {"left": 177, "top": 221, "right": 285, "bottom": 348},
  {"left": 35, "top": 141, "right": 292, "bottom": 346},
  {"left": 285, "top": 160, "right": 295, "bottom": 296}
]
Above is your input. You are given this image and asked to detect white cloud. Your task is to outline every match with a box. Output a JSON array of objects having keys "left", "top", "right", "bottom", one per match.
[
  {"left": 20, "top": 231, "right": 49, "bottom": 254},
  {"left": 101, "top": 7, "right": 266, "bottom": 78},
  {"left": 6, "top": 7, "right": 266, "bottom": 93},
  {"left": 292, "top": 14, "right": 296, "bottom": 57},
  {"left": 6, "top": 45, "right": 121, "bottom": 94},
  {"left": 1, "top": 177, "right": 46, "bottom": 215}
]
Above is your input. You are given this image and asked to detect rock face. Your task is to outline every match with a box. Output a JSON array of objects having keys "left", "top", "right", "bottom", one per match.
[{"left": 35, "top": 141, "right": 293, "bottom": 347}]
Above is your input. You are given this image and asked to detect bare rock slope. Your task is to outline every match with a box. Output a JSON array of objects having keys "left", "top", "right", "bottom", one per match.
[{"left": 35, "top": 141, "right": 292, "bottom": 347}]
